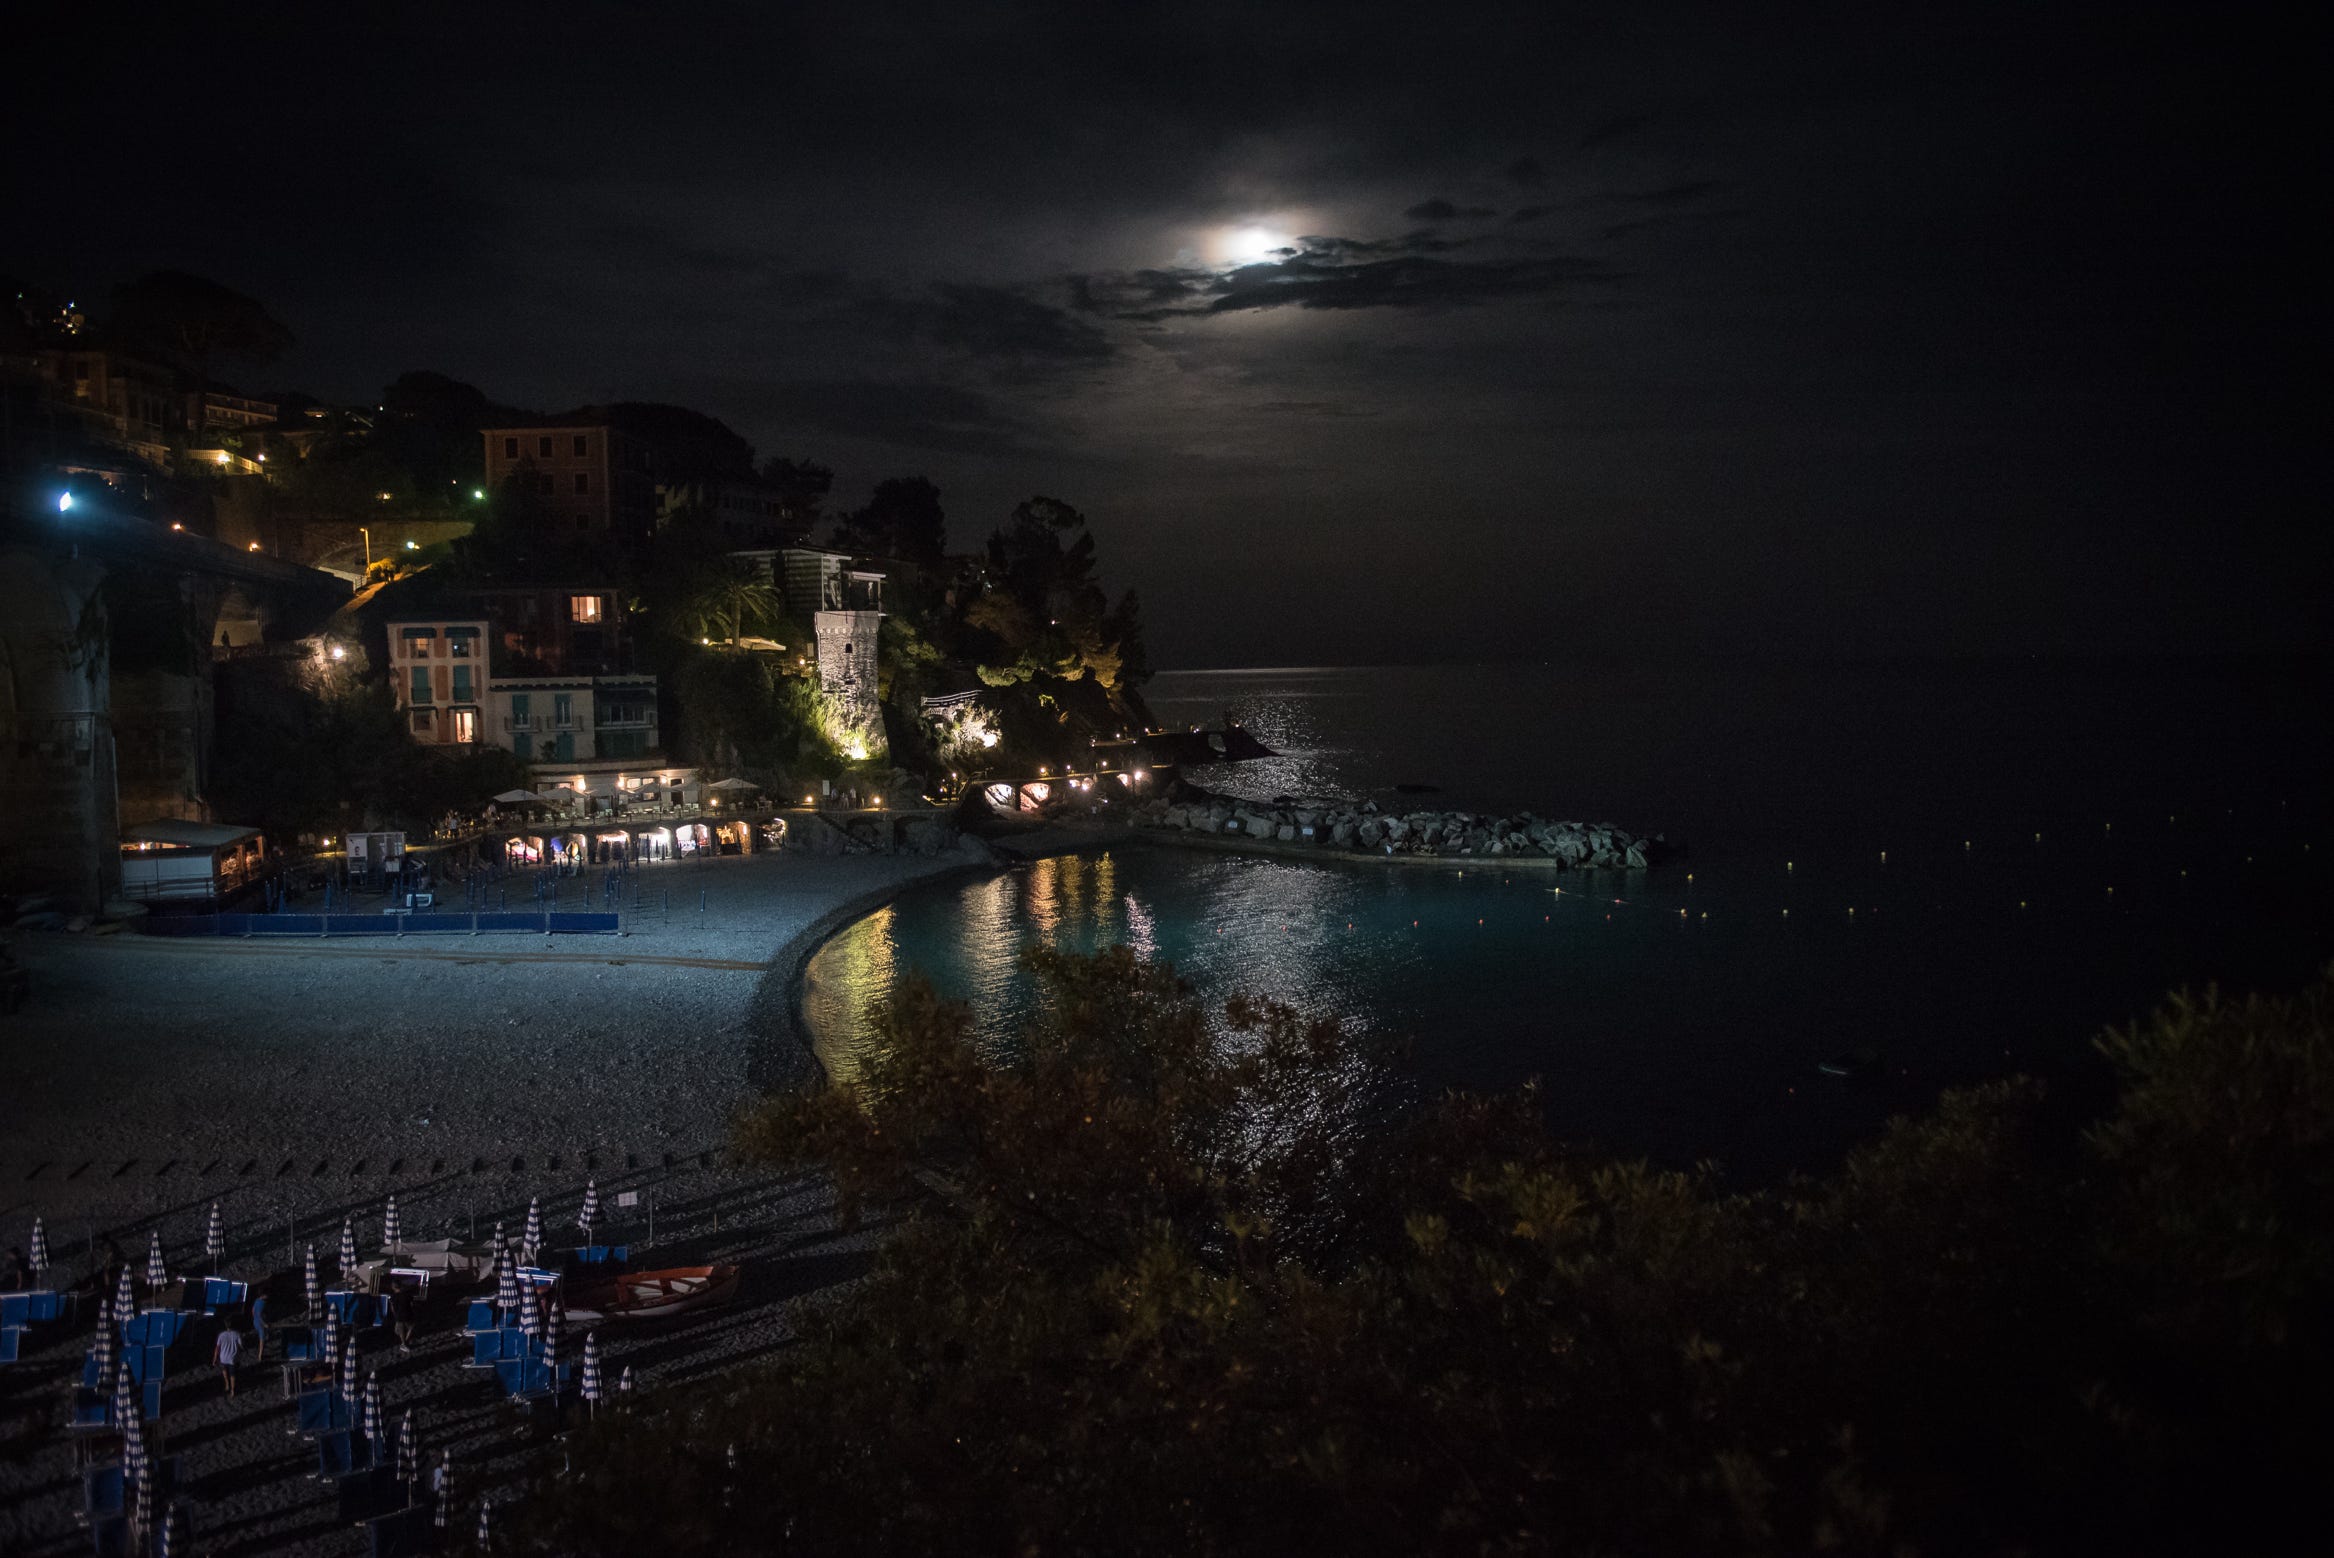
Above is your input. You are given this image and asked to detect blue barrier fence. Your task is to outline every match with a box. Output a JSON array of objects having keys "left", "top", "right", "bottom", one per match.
[{"left": 140, "top": 911, "right": 621, "bottom": 939}]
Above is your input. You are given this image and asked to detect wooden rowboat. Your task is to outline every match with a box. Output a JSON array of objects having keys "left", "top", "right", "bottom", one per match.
[{"left": 562, "top": 1265, "right": 740, "bottom": 1324}]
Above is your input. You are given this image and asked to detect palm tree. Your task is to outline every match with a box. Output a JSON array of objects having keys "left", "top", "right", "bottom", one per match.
[{"left": 688, "top": 568, "right": 781, "bottom": 647}]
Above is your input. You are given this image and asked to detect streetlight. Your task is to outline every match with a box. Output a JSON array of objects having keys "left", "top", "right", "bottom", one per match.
[{"left": 359, "top": 526, "right": 371, "bottom": 568}]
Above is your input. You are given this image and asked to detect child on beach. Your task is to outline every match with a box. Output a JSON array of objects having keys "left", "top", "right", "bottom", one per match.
[{"left": 214, "top": 1322, "right": 245, "bottom": 1397}]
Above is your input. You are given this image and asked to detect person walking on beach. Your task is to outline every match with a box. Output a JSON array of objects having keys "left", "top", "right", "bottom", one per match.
[
  {"left": 1, "top": 1246, "right": 27, "bottom": 1290},
  {"left": 250, "top": 1290, "right": 269, "bottom": 1361},
  {"left": 390, "top": 1285, "right": 417, "bottom": 1356},
  {"left": 214, "top": 1320, "right": 245, "bottom": 1398}
]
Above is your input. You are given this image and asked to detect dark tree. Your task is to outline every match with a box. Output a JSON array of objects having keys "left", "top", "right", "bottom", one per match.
[
  {"left": 502, "top": 957, "right": 2334, "bottom": 1558},
  {"left": 758, "top": 456, "right": 834, "bottom": 538},
  {"left": 836, "top": 475, "right": 947, "bottom": 564},
  {"left": 110, "top": 271, "right": 294, "bottom": 434}
]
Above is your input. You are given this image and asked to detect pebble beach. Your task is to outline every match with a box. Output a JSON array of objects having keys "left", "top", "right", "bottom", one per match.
[{"left": 0, "top": 846, "right": 988, "bottom": 1555}]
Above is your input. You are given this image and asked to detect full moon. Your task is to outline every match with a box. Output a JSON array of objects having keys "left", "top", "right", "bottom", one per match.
[{"left": 1216, "top": 225, "right": 1292, "bottom": 265}]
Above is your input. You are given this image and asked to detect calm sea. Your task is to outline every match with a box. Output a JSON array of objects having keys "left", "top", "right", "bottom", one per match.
[{"left": 805, "top": 659, "right": 2331, "bottom": 1179}]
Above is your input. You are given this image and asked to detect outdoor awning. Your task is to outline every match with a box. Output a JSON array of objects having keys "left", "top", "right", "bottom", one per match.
[{"left": 124, "top": 819, "right": 265, "bottom": 850}]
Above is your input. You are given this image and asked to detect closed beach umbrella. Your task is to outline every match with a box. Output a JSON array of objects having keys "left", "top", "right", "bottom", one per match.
[
  {"left": 362, "top": 1372, "right": 384, "bottom": 1447},
  {"left": 581, "top": 1330, "right": 603, "bottom": 1410},
  {"left": 619, "top": 1364, "right": 634, "bottom": 1398},
  {"left": 134, "top": 1459, "right": 153, "bottom": 1539},
  {"left": 477, "top": 1498, "right": 494, "bottom": 1552},
  {"left": 303, "top": 1244, "right": 320, "bottom": 1316},
  {"left": 541, "top": 1300, "right": 563, "bottom": 1381},
  {"left": 114, "top": 1262, "right": 135, "bottom": 1320},
  {"left": 517, "top": 1284, "right": 540, "bottom": 1340},
  {"left": 111, "top": 1355, "right": 134, "bottom": 1428},
  {"left": 398, "top": 1408, "right": 419, "bottom": 1487},
  {"left": 339, "top": 1336, "right": 361, "bottom": 1406},
  {"left": 91, "top": 1294, "right": 116, "bottom": 1379},
  {"left": 337, "top": 1215, "right": 357, "bottom": 1287},
  {"left": 382, "top": 1194, "right": 401, "bottom": 1257},
  {"left": 157, "top": 1505, "right": 181, "bottom": 1558},
  {"left": 204, "top": 1201, "right": 224, "bottom": 1271},
  {"left": 577, "top": 1179, "right": 600, "bottom": 1240},
  {"left": 28, "top": 1215, "right": 48, "bottom": 1278},
  {"left": 122, "top": 1396, "right": 147, "bottom": 1481},
  {"left": 321, "top": 1304, "right": 342, "bottom": 1369},
  {"left": 490, "top": 1218, "right": 509, "bottom": 1265},
  {"left": 434, "top": 1451, "right": 454, "bottom": 1530},
  {"left": 495, "top": 1248, "right": 520, "bottom": 1316},
  {"left": 144, "top": 1230, "right": 167, "bottom": 1289},
  {"left": 522, "top": 1196, "right": 542, "bottom": 1265}
]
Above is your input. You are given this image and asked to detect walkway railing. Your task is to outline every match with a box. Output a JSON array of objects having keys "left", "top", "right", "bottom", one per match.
[{"left": 139, "top": 911, "right": 622, "bottom": 939}]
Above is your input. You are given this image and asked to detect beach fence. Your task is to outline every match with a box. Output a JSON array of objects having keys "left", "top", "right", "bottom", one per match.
[{"left": 139, "top": 911, "right": 622, "bottom": 940}]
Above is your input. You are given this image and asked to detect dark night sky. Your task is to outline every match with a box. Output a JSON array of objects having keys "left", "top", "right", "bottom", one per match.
[{"left": 12, "top": 2, "right": 2325, "bottom": 666}]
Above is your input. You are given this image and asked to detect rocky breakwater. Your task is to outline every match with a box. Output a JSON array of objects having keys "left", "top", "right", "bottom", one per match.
[{"left": 1134, "top": 791, "right": 1666, "bottom": 869}]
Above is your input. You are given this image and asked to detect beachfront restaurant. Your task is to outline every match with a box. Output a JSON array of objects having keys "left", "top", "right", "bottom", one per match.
[{"left": 119, "top": 820, "right": 275, "bottom": 908}]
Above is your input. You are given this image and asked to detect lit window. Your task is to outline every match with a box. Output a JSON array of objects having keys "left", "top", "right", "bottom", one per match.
[
  {"left": 570, "top": 595, "right": 602, "bottom": 624},
  {"left": 451, "top": 708, "right": 478, "bottom": 743}
]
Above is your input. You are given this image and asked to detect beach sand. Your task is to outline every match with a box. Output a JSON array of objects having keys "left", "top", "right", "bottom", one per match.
[{"left": 0, "top": 846, "right": 986, "bottom": 1555}]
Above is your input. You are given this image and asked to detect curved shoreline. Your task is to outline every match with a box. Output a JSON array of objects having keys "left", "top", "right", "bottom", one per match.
[
  {"left": 749, "top": 857, "right": 996, "bottom": 1096},
  {"left": 764, "top": 824, "right": 1653, "bottom": 1100}
]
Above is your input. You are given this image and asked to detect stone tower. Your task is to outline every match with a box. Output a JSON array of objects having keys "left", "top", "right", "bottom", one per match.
[{"left": 813, "top": 604, "right": 885, "bottom": 758}]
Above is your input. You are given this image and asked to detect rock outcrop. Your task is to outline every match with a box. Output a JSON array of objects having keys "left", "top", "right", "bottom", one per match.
[{"left": 1136, "top": 789, "right": 1664, "bottom": 868}]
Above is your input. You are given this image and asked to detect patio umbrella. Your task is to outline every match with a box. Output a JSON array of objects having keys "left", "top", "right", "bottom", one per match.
[
  {"left": 522, "top": 1196, "right": 542, "bottom": 1266},
  {"left": 122, "top": 1395, "right": 148, "bottom": 1482},
  {"left": 382, "top": 1194, "right": 401, "bottom": 1258},
  {"left": 577, "top": 1179, "right": 601, "bottom": 1242},
  {"left": 144, "top": 1230, "right": 167, "bottom": 1289},
  {"left": 706, "top": 776, "right": 759, "bottom": 792},
  {"left": 91, "top": 1294, "right": 116, "bottom": 1380},
  {"left": 337, "top": 1215, "right": 357, "bottom": 1287},
  {"left": 27, "top": 1215, "right": 47, "bottom": 1278},
  {"left": 581, "top": 1330, "right": 603, "bottom": 1414},
  {"left": 492, "top": 789, "right": 545, "bottom": 805},
  {"left": 303, "top": 1244, "right": 320, "bottom": 1316},
  {"left": 398, "top": 1408, "right": 419, "bottom": 1489},
  {"left": 114, "top": 1263, "right": 135, "bottom": 1320},
  {"left": 362, "top": 1371, "right": 384, "bottom": 1448},
  {"left": 434, "top": 1451, "right": 454, "bottom": 1530},
  {"left": 204, "top": 1201, "right": 225, "bottom": 1273},
  {"left": 540, "top": 1300, "right": 563, "bottom": 1383}
]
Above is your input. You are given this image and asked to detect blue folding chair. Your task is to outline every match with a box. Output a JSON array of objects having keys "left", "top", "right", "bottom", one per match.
[
  {"left": 0, "top": 1325, "right": 22, "bottom": 1363},
  {"left": 89, "top": 1513, "right": 131, "bottom": 1557},
  {"left": 127, "top": 1343, "right": 167, "bottom": 1384},
  {"left": 141, "top": 1379, "right": 162, "bottom": 1422},
  {"left": 316, "top": 1428, "right": 354, "bottom": 1479},
  {"left": 28, "top": 1289, "right": 65, "bottom": 1323},
  {"left": 337, "top": 1465, "right": 398, "bottom": 1524},
  {"left": 466, "top": 1331, "right": 501, "bottom": 1370},
  {"left": 0, "top": 1293, "right": 28, "bottom": 1328},
  {"left": 463, "top": 1299, "right": 497, "bottom": 1335},
  {"left": 82, "top": 1462, "right": 125, "bottom": 1521},
  {"left": 609, "top": 1244, "right": 629, "bottom": 1264},
  {"left": 71, "top": 1386, "right": 108, "bottom": 1429},
  {"left": 282, "top": 1324, "right": 320, "bottom": 1363},
  {"left": 294, "top": 1388, "right": 349, "bottom": 1436},
  {"left": 368, "top": 1501, "right": 435, "bottom": 1558},
  {"left": 202, "top": 1277, "right": 248, "bottom": 1313}
]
